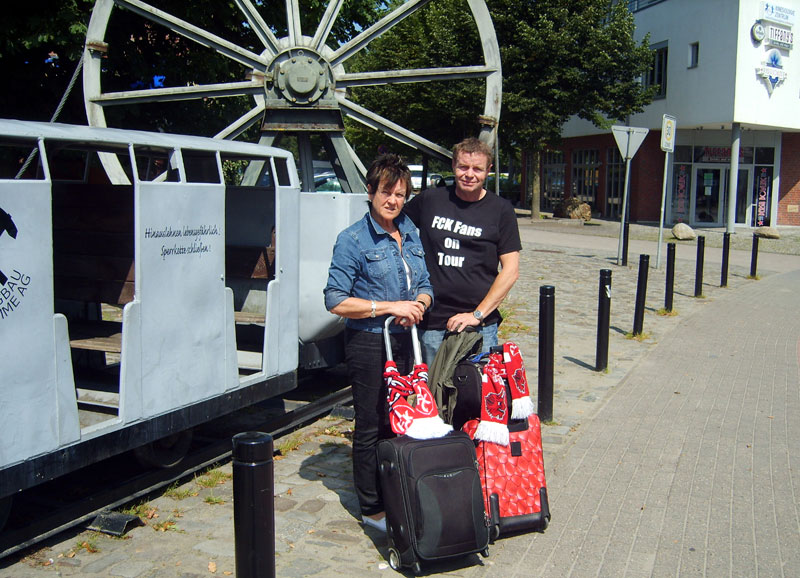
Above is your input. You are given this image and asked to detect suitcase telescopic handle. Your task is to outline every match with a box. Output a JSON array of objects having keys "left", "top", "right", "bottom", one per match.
[{"left": 383, "top": 316, "right": 423, "bottom": 365}]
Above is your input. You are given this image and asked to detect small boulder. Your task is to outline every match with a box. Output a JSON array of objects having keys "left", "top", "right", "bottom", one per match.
[
  {"left": 671, "top": 222, "right": 696, "bottom": 240},
  {"left": 754, "top": 226, "right": 780, "bottom": 239},
  {"left": 568, "top": 202, "right": 592, "bottom": 221}
]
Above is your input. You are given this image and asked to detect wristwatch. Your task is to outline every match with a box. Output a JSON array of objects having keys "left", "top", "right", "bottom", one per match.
[{"left": 472, "top": 310, "right": 483, "bottom": 320}]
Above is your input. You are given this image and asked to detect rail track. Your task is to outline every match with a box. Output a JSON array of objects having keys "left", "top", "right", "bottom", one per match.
[{"left": 0, "top": 375, "right": 353, "bottom": 561}]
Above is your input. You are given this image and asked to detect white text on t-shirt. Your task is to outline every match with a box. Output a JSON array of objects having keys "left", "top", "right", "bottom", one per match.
[{"left": 431, "top": 216, "right": 482, "bottom": 237}]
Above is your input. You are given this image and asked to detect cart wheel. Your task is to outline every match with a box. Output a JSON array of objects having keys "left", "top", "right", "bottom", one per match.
[
  {"left": 388, "top": 548, "right": 401, "bottom": 571},
  {"left": 133, "top": 429, "right": 193, "bottom": 469},
  {"left": 412, "top": 561, "right": 422, "bottom": 575},
  {"left": 481, "top": 547, "right": 490, "bottom": 558},
  {"left": 490, "top": 525, "right": 500, "bottom": 542},
  {"left": 541, "top": 517, "right": 550, "bottom": 530}
]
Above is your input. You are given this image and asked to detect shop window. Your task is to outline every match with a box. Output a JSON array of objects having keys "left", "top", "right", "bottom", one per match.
[
  {"left": 541, "top": 151, "right": 565, "bottom": 212},
  {"left": 571, "top": 149, "right": 599, "bottom": 206},
  {"left": 755, "top": 147, "right": 774, "bottom": 164},
  {"left": 688, "top": 42, "right": 699, "bottom": 68},
  {"left": 606, "top": 148, "right": 625, "bottom": 219},
  {"left": 644, "top": 42, "right": 668, "bottom": 99}
]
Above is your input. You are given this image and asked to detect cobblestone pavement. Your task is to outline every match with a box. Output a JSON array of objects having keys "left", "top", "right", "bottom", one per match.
[{"left": 2, "top": 219, "right": 799, "bottom": 577}]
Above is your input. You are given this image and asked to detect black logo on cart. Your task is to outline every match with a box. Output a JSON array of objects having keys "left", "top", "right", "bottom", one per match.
[{"left": 0, "top": 206, "right": 19, "bottom": 285}]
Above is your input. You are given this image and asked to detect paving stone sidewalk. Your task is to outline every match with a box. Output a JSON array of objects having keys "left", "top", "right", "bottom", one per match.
[{"left": 2, "top": 220, "right": 798, "bottom": 577}]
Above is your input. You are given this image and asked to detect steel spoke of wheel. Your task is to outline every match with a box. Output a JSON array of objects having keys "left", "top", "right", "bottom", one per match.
[
  {"left": 286, "top": 0, "right": 302, "bottom": 46},
  {"left": 214, "top": 102, "right": 267, "bottom": 140},
  {"left": 312, "top": 0, "right": 345, "bottom": 52},
  {"left": 330, "top": 0, "right": 433, "bottom": 67},
  {"left": 234, "top": 0, "right": 281, "bottom": 57},
  {"left": 115, "top": 0, "right": 267, "bottom": 70},
  {"left": 338, "top": 64, "right": 497, "bottom": 88},
  {"left": 89, "top": 80, "right": 263, "bottom": 107},
  {"left": 338, "top": 96, "right": 451, "bottom": 160}
]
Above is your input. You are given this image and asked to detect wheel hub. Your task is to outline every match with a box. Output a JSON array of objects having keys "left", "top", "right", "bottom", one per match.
[{"left": 269, "top": 48, "right": 332, "bottom": 105}]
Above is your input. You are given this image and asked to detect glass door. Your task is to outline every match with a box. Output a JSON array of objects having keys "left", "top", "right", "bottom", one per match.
[
  {"left": 729, "top": 167, "right": 752, "bottom": 225},
  {"left": 694, "top": 166, "right": 723, "bottom": 225}
]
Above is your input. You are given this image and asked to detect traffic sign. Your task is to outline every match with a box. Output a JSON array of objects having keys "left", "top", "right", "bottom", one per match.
[
  {"left": 661, "top": 115, "right": 677, "bottom": 152},
  {"left": 612, "top": 125, "right": 649, "bottom": 160}
]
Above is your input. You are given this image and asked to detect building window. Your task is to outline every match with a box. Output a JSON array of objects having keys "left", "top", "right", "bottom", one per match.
[
  {"left": 644, "top": 42, "right": 668, "bottom": 98},
  {"left": 571, "top": 149, "right": 599, "bottom": 207},
  {"left": 628, "top": 0, "right": 667, "bottom": 12},
  {"left": 688, "top": 42, "right": 699, "bottom": 68},
  {"left": 541, "top": 151, "right": 565, "bottom": 212},
  {"left": 606, "top": 148, "right": 625, "bottom": 219}
]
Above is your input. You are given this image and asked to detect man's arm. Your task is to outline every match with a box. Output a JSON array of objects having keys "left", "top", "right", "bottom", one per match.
[{"left": 445, "top": 250, "right": 520, "bottom": 333}]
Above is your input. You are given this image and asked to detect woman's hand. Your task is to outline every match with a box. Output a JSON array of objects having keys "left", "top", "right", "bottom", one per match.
[{"left": 392, "top": 300, "right": 426, "bottom": 326}]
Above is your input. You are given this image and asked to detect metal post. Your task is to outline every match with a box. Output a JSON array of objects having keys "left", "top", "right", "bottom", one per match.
[
  {"left": 694, "top": 236, "right": 705, "bottom": 297},
  {"left": 233, "top": 432, "right": 275, "bottom": 578},
  {"left": 596, "top": 270, "right": 612, "bottom": 372},
  {"left": 616, "top": 157, "right": 632, "bottom": 265},
  {"left": 750, "top": 234, "right": 759, "bottom": 278},
  {"left": 622, "top": 222, "right": 630, "bottom": 267},
  {"left": 721, "top": 232, "right": 731, "bottom": 287},
  {"left": 538, "top": 285, "right": 555, "bottom": 422},
  {"left": 665, "top": 243, "right": 675, "bottom": 312},
  {"left": 633, "top": 255, "right": 649, "bottom": 336}
]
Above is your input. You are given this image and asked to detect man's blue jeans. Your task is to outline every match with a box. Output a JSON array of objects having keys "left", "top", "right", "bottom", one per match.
[{"left": 419, "top": 323, "right": 498, "bottom": 365}]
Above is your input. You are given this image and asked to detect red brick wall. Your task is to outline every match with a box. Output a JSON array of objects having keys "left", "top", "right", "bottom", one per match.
[
  {"left": 561, "top": 131, "right": 665, "bottom": 221},
  {"left": 779, "top": 133, "right": 800, "bottom": 226}
]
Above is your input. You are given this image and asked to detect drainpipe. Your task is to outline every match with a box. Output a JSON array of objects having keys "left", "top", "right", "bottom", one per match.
[{"left": 727, "top": 122, "right": 741, "bottom": 233}]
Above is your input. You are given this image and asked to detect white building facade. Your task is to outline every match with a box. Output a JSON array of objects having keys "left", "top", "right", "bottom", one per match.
[{"left": 556, "top": 0, "right": 800, "bottom": 228}]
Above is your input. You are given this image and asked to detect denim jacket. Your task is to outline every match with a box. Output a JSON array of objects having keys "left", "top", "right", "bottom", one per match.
[{"left": 324, "top": 210, "right": 434, "bottom": 333}]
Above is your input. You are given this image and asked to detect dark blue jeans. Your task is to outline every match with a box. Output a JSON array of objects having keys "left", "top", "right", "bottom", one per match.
[{"left": 345, "top": 328, "right": 413, "bottom": 517}]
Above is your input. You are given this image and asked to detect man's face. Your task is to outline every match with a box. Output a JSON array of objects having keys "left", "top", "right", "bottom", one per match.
[{"left": 453, "top": 151, "right": 491, "bottom": 196}]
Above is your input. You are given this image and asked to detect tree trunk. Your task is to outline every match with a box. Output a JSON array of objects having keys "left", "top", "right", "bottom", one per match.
[{"left": 523, "top": 149, "right": 541, "bottom": 220}]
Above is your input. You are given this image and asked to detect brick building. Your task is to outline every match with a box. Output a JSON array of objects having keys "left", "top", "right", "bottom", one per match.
[{"left": 550, "top": 0, "right": 800, "bottom": 228}]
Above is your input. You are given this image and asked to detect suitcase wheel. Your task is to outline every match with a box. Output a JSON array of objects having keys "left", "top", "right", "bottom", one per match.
[
  {"left": 481, "top": 547, "right": 490, "bottom": 558},
  {"left": 388, "top": 548, "right": 401, "bottom": 571},
  {"left": 412, "top": 561, "right": 422, "bottom": 575}
]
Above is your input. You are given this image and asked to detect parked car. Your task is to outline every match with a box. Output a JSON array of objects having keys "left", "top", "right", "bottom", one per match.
[
  {"left": 314, "top": 172, "right": 342, "bottom": 192},
  {"left": 408, "top": 165, "right": 443, "bottom": 190}
]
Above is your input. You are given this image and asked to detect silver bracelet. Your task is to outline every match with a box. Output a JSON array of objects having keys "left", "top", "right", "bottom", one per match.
[{"left": 370, "top": 300, "right": 376, "bottom": 318}]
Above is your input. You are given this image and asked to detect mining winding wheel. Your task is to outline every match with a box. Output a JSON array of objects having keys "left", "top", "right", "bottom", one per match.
[{"left": 83, "top": 0, "right": 502, "bottom": 187}]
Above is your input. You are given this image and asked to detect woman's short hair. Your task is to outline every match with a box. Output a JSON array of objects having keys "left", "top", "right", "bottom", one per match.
[{"left": 366, "top": 153, "right": 412, "bottom": 198}]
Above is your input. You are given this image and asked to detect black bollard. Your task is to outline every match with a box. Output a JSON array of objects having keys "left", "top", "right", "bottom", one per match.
[
  {"left": 721, "top": 232, "right": 731, "bottom": 287},
  {"left": 595, "top": 270, "right": 612, "bottom": 372},
  {"left": 622, "top": 222, "right": 630, "bottom": 267},
  {"left": 694, "top": 236, "right": 705, "bottom": 297},
  {"left": 750, "top": 234, "right": 759, "bottom": 278},
  {"left": 538, "top": 285, "right": 555, "bottom": 422},
  {"left": 233, "top": 431, "right": 275, "bottom": 578},
  {"left": 665, "top": 243, "right": 675, "bottom": 312},
  {"left": 633, "top": 254, "right": 649, "bottom": 336}
]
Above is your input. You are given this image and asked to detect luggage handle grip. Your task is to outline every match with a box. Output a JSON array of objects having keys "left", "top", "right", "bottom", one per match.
[{"left": 383, "top": 316, "right": 423, "bottom": 366}]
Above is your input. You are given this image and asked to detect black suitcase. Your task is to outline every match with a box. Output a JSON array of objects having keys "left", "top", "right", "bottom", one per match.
[{"left": 377, "top": 431, "right": 490, "bottom": 574}]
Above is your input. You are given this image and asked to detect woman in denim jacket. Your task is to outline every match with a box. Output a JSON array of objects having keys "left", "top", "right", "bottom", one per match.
[{"left": 324, "top": 154, "right": 433, "bottom": 532}]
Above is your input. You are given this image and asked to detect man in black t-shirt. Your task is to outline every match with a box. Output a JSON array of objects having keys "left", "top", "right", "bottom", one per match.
[{"left": 404, "top": 137, "right": 521, "bottom": 363}]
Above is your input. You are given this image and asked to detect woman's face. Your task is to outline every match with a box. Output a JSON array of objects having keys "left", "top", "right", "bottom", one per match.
[{"left": 368, "top": 177, "right": 408, "bottom": 225}]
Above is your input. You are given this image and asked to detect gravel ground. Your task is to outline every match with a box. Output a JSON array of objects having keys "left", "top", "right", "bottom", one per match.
[{"left": 517, "top": 211, "right": 800, "bottom": 256}]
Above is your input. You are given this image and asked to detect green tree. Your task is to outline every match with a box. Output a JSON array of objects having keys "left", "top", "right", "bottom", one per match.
[
  {"left": 345, "top": 0, "right": 654, "bottom": 208},
  {"left": 491, "top": 0, "right": 655, "bottom": 215}
]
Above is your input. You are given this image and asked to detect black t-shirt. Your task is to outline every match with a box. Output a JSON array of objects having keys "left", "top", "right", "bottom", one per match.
[{"left": 404, "top": 185, "right": 521, "bottom": 329}]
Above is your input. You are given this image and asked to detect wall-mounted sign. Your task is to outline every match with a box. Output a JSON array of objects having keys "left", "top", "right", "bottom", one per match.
[
  {"left": 766, "top": 24, "right": 793, "bottom": 48},
  {"left": 756, "top": 49, "right": 788, "bottom": 94},
  {"left": 760, "top": 2, "right": 796, "bottom": 27}
]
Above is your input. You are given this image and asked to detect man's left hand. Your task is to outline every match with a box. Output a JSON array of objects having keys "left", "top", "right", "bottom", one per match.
[{"left": 446, "top": 312, "right": 481, "bottom": 333}]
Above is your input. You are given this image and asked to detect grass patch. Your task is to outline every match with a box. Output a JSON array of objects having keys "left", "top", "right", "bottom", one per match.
[
  {"left": 120, "top": 500, "right": 153, "bottom": 518},
  {"left": 625, "top": 332, "right": 652, "bottom": 342},
  {"left": 164, "top": 481, "right": 198, "bottom": 500},
  {"left": 276, "top": 432, "right": 307, "bottom": 455},
  {"left": 69, "top": 537, "right": 100, "bottom": 555},
  {"left": 204, "top": 495, "right": 226, "bottom": 505},
  {"left": 151, "top": 519, "right": 179, "bottom": 532},
  {"left": 747, "top": 274, "right": 761, "bottom": 280},
  {"left": 498, "top": 303, "right": 532, "bottom": 341},
  {"left": 542, "top": 419, "right": 561, "bottom": 427},
  {"left": 656, "top": 308, "right": 678, "bottom": 317},
  {"left": 196, "top": 468, "right": 232, "bottom": 489}
]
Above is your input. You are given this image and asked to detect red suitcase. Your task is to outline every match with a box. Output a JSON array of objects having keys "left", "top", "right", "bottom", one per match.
[{"left": 463, "top": 414, "right": 549, "bottom": 540}]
